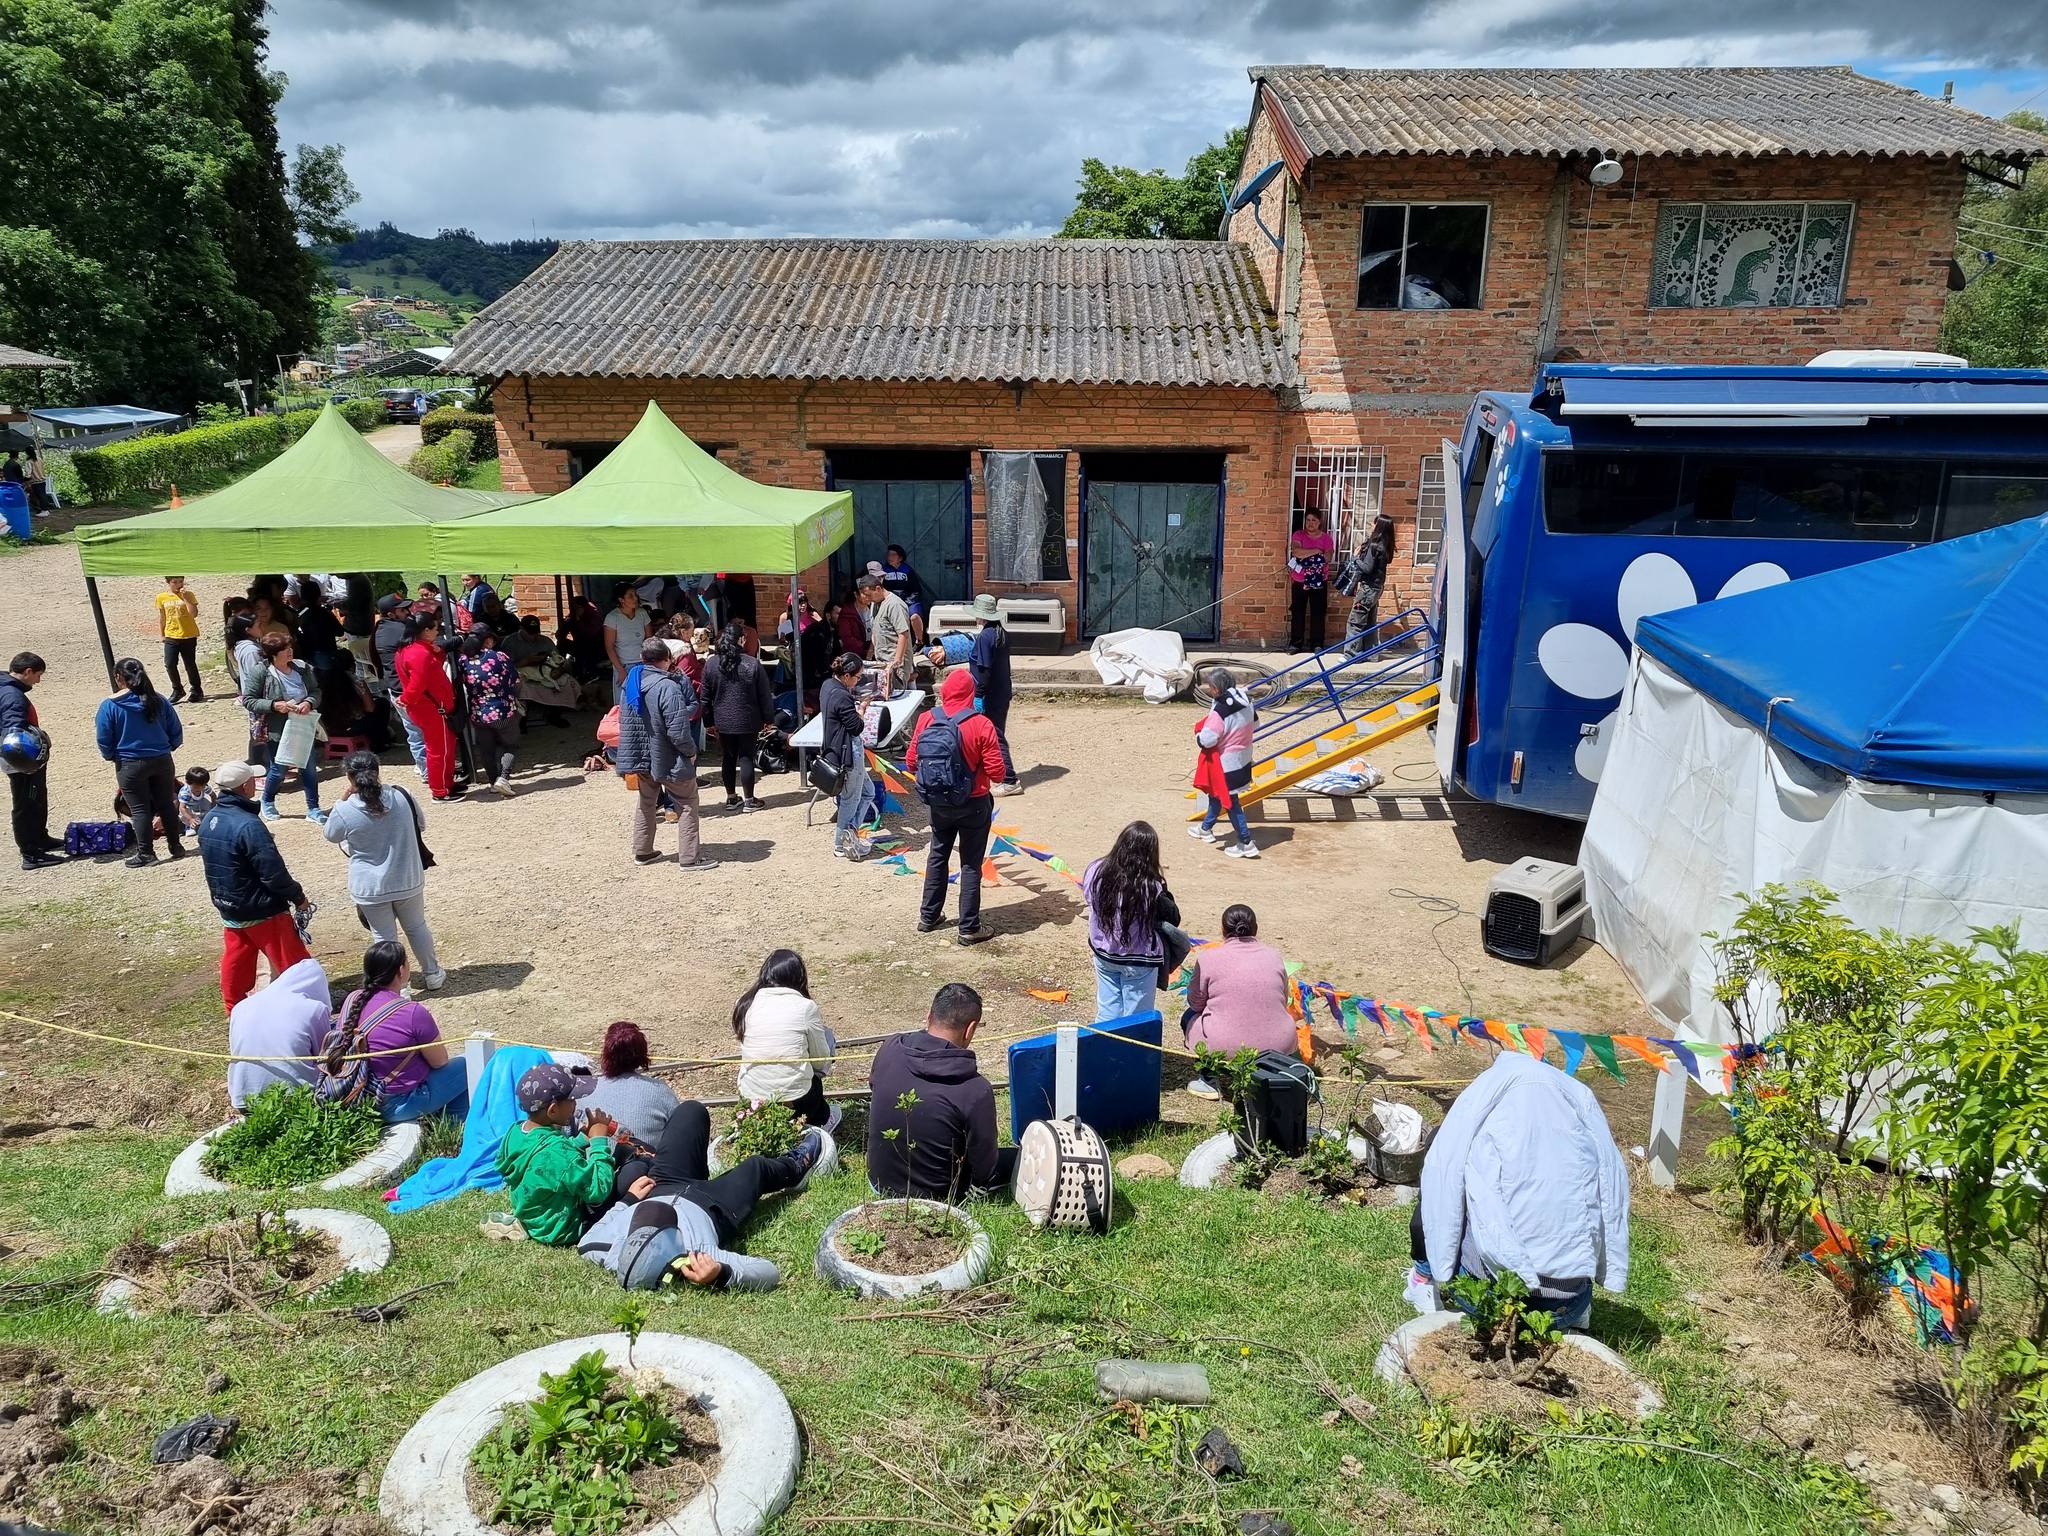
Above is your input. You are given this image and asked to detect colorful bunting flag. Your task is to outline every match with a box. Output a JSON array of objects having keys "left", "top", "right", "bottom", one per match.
[
  {"left": 1612, "top": 1034, "right": 1669, "bottom": 1072},
  {"left": 1557, "top": 1030, "right": 1588, "bottom": 1079},
  {"left": 980, "top": 859, "right": 1003, "bottom": 885},
  {"left": 1520, "top": 1025, "right": 1550, "bottom": 1063},
  {"left": 1651, "top": 1037, "right": 1701, "bottom": 1082},
  {"left": 1028, "top": 988, "right": 1070, "bottom": 1003},
  {"left": 1584, "top": 1034, "right": 1624, "bottom": 1080}
]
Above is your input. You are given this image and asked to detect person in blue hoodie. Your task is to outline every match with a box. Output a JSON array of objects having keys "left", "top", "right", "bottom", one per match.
[{"left": 94, "top": 657, "right": 185, "bottom": 867}]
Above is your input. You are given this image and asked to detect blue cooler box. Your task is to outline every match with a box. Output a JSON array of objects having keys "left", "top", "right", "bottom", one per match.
[{"left": 1006, "top": 1011, "right": 1163, "bottom": 1143}]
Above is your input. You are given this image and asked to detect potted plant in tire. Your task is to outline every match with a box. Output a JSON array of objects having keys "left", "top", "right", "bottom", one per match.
[{"left": 816, "top": 1091, "right": 991, "bottom": 1299}]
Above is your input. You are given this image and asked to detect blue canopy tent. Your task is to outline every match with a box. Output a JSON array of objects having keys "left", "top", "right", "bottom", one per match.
[{"left": 1581, "top": 515, "right": 2048, "bottom": 1042}]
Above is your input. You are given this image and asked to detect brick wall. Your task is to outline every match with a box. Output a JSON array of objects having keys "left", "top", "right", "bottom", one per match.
[{"left": 496, "top": 376, "right": 1299, "bottom": 645}]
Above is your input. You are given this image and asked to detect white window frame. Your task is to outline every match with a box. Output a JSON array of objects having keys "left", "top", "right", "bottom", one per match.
[
  {"left": 1415, "top": 453, "right": 1447, "bottom": 567},
  {"left": 1291, "top": 446, "right": 1385, "bottom": 552},
  {"left": 1357, "top": 201, "right": 1492, "bottom": 311},
  {"left": 1651, "top": 199, "right": 1858, "bottom": 310}
]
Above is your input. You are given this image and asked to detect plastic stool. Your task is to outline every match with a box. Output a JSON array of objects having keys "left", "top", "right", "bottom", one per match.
[{"left": 322, "top": 733, "right": 369, "bottom": 762}]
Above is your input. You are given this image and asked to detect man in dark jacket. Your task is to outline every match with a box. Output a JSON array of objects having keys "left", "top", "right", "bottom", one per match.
[
  {"left": 819, "top": 651, "right": 873, "bottom": 859},
  {"left": 906, "top": 668, "right": 1011, "bottom": 945},
  {"left": 1, "top": 652, "right": 61, "bottom": 870},
  {"left": 196, "top": 760, "right": 312, "bottom": 1012},
  {"left": 967, "top": 594, "right": 1020, "bottom": 797},
  {"left": 616, "top": 638, "right": 716, "bottom": 872},
  {"left": 866, "top": 983, "right": 1016, "bottom": 1201}
]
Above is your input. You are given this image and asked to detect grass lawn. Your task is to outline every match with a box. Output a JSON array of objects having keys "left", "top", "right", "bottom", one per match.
[{"left": 457, "top": 455, "right": 502, "bottom": 493}]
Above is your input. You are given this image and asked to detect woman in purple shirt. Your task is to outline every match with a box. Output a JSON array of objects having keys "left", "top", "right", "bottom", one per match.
[{"left": 336, "top": 940, "right": 469, "bottom": 1122}]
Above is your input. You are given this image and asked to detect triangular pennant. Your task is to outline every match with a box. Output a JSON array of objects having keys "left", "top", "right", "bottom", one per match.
[
  {"left": 990, "top": 836, "right": 1017, "bottom": 856},
  {"left": 1483, "top": 1019, "right": 1515, "bottom": 1052},
  {"left": 1584, "top": 1034, "right": 1625, "bottom": 1080},
  {"left": 1613, "top": 1034, "right": 1669, "bottom": 1072},
  {"left": 879, "top": 790, "right": 905, "bottom": 816},
  {"left": 1027, "top": 988, "right": 1069, "bottom": 1003},
  {"left": 980, "top": 858, "right": 1002, "bottom": 884},
  {"left": 1557, "top": 1030, "right": 1587, "bottom": 1079},
  {"left": 1336, "top": 996, "right": 1361, "bottom": 1038},
  {"left": 1520, "top": 1025, "right": 1550, "bottom": 1062},
  {"left": 1651, "top": 1036, "right": 1700, "bottom": 1082},
  {"left": 992, "top": 825, "right": 1021, "bottom": 836}
]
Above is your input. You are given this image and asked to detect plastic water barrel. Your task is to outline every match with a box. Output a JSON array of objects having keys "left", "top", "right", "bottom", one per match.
[{"left": 0, "top": 484, "right": 29, "bottom": 541}]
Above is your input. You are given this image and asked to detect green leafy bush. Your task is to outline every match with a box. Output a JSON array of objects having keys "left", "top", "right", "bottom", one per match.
[
  {"left": 406, "top": 427, "right": 474, "bottom": 484},
  {"left": 201, "top": 1085, "right": 382, "bottom": 1188},
  {"left": 421, "top": 405, "right": 497, "bottom": 457},
  {"left": 71, "top": 401, "right": 383, "bottom": 502},
  {"left": 473, "top": 1349, "right": 688, "bottom": 1535},
  {"left": 724, "top": 1099, "right": 802, "bottom": 1161}
]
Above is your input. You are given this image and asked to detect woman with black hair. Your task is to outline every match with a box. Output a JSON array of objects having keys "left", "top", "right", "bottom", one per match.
[
  {"left": 1335, "top": 512, "right": 1398, "bottom": 655},
  {"left": 1082, "top": 820, "right": 1180, "bottom": 1023},
  {"left": 733, "top": 948, "right": 837, "bottom": 1126},
  {"left": 1180, "top": 903, "right": 1296, "bottom": 1098},
  {"left": 324, "top": 751, "right": 445, "bottom": 990},
  {"left": 702, "top": 620, "right": 775, "bottom": 812},
  {"left": 94, "top": 657, "right": 184, "bottom": 866},
  {"left": 333, "top": 938, "right": 466, "bottom": 1122}
]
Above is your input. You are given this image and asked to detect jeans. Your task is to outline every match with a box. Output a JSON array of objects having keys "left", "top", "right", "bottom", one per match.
[
  {"left": 634, "top": 772, "right": 702, "bottom": 864},
  {"left": 162, "top": 637, "right": 202, "bottom": 698},
  {"left": 380, "top": 1058, "right": 469, "bottom": 1123},
  {"left": 612, "top": 1101, "right": 811, "bottom": 1246},
  {"left": 1343, "top": 588, "right": 1384, "bottom": 656},
  {"left": 263, "top": 752, "right": 320, "bottom": 814},
  {"left": 920, "top": 796, "right": 993, "bottom": 934},
  {"left": 397, "top": 705, "right": 428, "bottom": 776},
  {"left": 1289, "top": 584, "right": 1328, "bottom": 652},
  {"left": 219, "top": 912, "right": 311, "bottom": 1013},
  {"left": 357, "top": 889, "right": 442, "bottom": 978},
  {"left": 718, "top": 732, "right": 756, "bottom": 799},
  {"left": 834, "top": 758, "right": 872, "bottom": 850},
  {"left": 115, "top": 754, "right": 181, "bottom": 857},
  {"left": 1093, "top": 957, "right": 1158, "bottom": 1023},
  {"left": 471, "top": 716, "right": 520, "bottom": 783},
  {"left": 8, "top": 766, "right": 49, "bottom": 857},
  {"left": 1201, "top": 792, "right": 1252, "bottom": 846}
]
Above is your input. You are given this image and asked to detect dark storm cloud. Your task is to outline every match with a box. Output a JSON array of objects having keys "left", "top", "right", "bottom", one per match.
[{"left": 267, "top": 0, "right": 2046, "bottom": 243}]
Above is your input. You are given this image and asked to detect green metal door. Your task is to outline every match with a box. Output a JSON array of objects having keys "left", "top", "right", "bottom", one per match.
[
  {"left": 1083, "top": 480, "right": 1221, "bottom": 640},
  {"left": 830, "top": 479, "right": 970, "bottom": 604}
]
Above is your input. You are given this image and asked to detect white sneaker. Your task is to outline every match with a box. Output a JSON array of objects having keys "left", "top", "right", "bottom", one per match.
[
  {"left": 494, "top": 780, "right": 515, "bottom": 798},
  {"left": 419, "top": 969, "right": 448, "bottom": 992},
  {"left": 1187, "top": 825, "right": 1217, "bottom": 842},
  {"left": 990, "top": 781, "right": 1021, "bottom": 797},
  {"left": 1187, "top": 1076, "right": 1221, "bottom": 1100},
  {"left": 1225, "top": 841, "right": 1260, "bottom": 859}
]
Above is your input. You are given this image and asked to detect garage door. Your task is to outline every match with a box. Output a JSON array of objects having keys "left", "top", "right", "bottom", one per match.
[{"left": 1081, "top": 454, "right": 1224, "bottom": 641}]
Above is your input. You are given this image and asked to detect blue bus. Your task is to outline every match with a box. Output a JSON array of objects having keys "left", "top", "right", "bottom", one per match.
[{"left": 1433, "top": 358, "right": 2048, "bottom": 819}]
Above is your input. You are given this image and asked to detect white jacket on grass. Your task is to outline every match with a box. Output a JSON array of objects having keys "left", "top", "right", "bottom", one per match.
[
  {"left": 735, "top": 986, "right": 835, "bottom": 1106},
  {"left": 227, "top": 957, "right": 331, "bottom": 1109}
]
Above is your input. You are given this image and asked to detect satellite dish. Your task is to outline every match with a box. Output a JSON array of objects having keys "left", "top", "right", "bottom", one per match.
[
  {"left": 1588, "top": 156, "right": 1624, "bottom": 187},
  {"left": 1223, "top": 160, "right": 1287, "bottom": 251}
]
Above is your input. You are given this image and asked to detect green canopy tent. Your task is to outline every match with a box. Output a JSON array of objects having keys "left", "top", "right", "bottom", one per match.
[
  {"left": 429, "top": 400, "right": 854, "bottom": 729},
  {"left": 72, "top": 403, "right": 529, "bottom": 684}
]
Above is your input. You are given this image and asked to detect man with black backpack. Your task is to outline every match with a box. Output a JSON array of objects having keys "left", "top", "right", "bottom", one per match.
[{"left": 905, "top": 669, "right": 1011, "bottom": 945}]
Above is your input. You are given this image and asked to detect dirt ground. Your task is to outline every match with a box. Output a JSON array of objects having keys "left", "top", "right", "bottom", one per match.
[{"left": 1, "top": 541, "right": 1655, "bottom": 1129}]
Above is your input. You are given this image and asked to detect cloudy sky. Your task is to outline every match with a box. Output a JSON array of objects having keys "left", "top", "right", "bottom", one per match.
[{"left": 268, "top": 0, "right": 2047, "bottom": 243}]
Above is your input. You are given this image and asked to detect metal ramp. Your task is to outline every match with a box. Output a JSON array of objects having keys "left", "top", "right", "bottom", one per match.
[{"left": 1193, "top": 681, "right": 1440, "bottom": 814}]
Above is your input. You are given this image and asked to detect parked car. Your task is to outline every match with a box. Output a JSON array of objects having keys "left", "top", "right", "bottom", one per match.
[
  {"left": 426, "top": 387, "right": 475, "bottom": 409},
  {"left": 379, "top": 387, "right": 428, "bottom": 423}
]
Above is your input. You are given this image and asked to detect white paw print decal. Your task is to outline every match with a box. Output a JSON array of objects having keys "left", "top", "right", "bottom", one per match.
[{"left": 1537, "top": 553, "right": 1789, "bottom": 782}]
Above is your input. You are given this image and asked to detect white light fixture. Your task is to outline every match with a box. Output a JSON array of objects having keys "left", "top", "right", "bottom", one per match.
[{"left": 1588, "top": 155, "right": 1624, "bottom": 187}]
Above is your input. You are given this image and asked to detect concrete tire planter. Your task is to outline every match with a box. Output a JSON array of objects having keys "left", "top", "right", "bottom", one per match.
[
  {"left": 1177, "top": 1129, "right": 1417, "bottom": 1204},
  {"left": 1375, "top": 1311, "right": 1664, "bottom": 1419},
  {"left": 165, "top": 1119, "right": 423, "bottom": 1198},
  {"left": 380, "top": 1332, "right": 798, "bottom": 1536},
  {"left": 96, "top": 1207, "right": 393, "bottom": 1318},
  {"left": 816, "top": 1199, "right": 992, "bottom": 1300},
  {"left": 705, "top": 1125, "right": 839, "bottom": 1192}
]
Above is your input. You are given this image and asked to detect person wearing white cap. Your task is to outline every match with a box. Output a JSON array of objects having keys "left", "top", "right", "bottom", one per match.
[{"left": 196, "top": 760, "right": 312, "bottom": 1012}]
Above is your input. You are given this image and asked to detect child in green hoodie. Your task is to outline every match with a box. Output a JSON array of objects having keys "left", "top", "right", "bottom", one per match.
[{"left": 496, "top": 1063, "right": 651, "bottom": 1246}]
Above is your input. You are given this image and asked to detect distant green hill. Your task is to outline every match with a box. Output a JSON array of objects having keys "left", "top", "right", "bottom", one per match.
[{"left": 314, "top": 223, "right": 558, "bottom": 309}]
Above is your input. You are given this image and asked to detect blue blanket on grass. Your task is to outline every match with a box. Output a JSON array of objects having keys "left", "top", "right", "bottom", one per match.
[{"left": 387, "top": 1045, "right": 551, "bottom": 1214}]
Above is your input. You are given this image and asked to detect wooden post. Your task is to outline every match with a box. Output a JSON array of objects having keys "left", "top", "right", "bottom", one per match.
[
  {"left": 1647, "top": 1057, "right": 1687, "bottom": 1189},
  {"left": 464, "top": 1029, "right": 498, "bottom": 1096},
  {"left": 1054, "top": 1023, "right": 1079, "bottom": 1119}
]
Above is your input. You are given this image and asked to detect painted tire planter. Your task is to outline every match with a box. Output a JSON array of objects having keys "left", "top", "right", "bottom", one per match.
[
  {"left": 380, "top": 1333, "right": 798, "bottom": 1536},
  {"left": 165, "top": 1120, "right": 423, "bottom": 1198},
  {"left": 96, "top": 1207, "right": 392, "bottom": 1318},
  {"left": 1177, "top": 1129, "right": 1416, "bottom": 1203},
  {"left": 815, "top": 1199, "right": 991, "bottom": 1300},
  {"left": 705, "top": 1125, "right": 839, "bottom": 1191},
  {"left": 1375, "top": 1311, "right": 1664, "bottom": 1419}
]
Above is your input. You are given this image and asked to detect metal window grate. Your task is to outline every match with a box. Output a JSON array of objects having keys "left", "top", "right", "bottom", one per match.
[
  {"left": 1290, "top": 446, "right": 1384, "bottom": 551},
  {"left": 1414, "top": 454, "right": 1446, "bottom": 565}
]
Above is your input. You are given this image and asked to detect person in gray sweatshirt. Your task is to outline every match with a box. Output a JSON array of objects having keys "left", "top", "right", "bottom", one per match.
[
  {"left": 615, "top": 637, "right": 715, "bottom": 872},
  {"left": 322, "top": 751, "right": 446, "bottom": 992}
]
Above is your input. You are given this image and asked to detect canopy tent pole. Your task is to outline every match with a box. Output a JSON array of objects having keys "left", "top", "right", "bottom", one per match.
[
  {"left": 553, "top": 575, "right": 567, "bottom": 627},
  {"left": 83, "top": 577, "right": 118, "bottom": 690},
  {"left": 788, "top": 577, "right": 807, "bottom": 767},
  {"left": 437, "top": 576, "right": 477, "bottom": 787}
]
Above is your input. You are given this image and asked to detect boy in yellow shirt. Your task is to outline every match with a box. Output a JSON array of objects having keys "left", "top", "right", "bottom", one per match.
[{"left": 156, "top": 576, "right": 205, "bottom": 703}]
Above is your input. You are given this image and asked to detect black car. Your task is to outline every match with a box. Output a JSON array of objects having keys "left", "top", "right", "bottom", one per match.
[{"left": 379, "top": 387, "right": 427, "bottom": 424}]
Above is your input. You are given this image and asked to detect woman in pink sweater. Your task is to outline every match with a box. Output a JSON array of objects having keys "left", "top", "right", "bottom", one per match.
[{"left": 1181, "top": 904, "right": 1297, "bottom": 1098}]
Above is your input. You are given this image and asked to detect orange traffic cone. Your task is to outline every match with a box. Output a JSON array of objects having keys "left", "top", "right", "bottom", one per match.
[{"left": 168, "top": 484, "right": 182, "bottom": 507}]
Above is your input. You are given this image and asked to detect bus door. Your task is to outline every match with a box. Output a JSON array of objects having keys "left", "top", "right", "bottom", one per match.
[{"left": 1432, "top": 436, "right": 1466, "bottom": 786}]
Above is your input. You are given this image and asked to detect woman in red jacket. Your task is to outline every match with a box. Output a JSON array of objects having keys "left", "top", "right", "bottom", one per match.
[{"left": 395, "top": 615, "right": 463, "bottom": 801}]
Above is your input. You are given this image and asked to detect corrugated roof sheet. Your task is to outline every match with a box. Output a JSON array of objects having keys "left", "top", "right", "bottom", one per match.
[
  {"left": 1253, "top": 66, "right": 2048, "bottom": 162},
  {"left": 0, "top": 343, "right": 73, "bottom": 369},
  {"left": 444, "top": 239, "right": 1292, "bottom": 389}
]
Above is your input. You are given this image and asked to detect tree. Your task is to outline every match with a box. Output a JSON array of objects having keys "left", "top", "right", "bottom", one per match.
[
  {"left": 1059, "top": 128, "right": 1248, "bottom": 241},
  {"left": 1942, "top": 111, "right": 2048, "bottom": 368},
  {"left": 290, "top": 143, "right": 359, "bottom": 245},
  {"left": 0, "top": 0, "right": 323, "bottom": 411}
]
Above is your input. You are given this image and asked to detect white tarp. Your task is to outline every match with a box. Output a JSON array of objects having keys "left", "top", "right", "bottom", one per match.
[
  {"left": 1088, "top": 627, "right": 1195, "bottom": 704},
  {"left": 1581, "top": 652, "right": 2048, "bottom": 1044}
]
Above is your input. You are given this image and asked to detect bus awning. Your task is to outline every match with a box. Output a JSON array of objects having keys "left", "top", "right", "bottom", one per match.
[{"left": 1545, "top": 365, "right": 2048, "bottom": 426}]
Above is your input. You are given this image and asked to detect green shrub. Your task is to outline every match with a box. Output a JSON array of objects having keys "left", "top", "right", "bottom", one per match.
[
  {"left": 421, "top": 405, "right": 497, "bottom": 457},
  {"left": 70, "top": 401, "right": 383, "bottom": 503},
  {"left": 406, "top": 427, "right": 474, "bottom": 484},
  {"left": 201, "top": 1084, "right": 383, "bottom": 1188},
  {"left": 724, "top": 1099, "right": 802, "bottom": 1160}
]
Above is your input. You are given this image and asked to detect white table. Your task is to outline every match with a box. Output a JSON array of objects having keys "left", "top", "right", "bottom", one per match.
[{"left": 789, "top": 689, "right": 927, "bottom": 751}]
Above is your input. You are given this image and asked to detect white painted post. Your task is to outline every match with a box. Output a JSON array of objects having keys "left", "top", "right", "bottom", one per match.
[
  {"left": 465, "top": 1030, "right": 498, "bottom": 1097},
  {"left": 1054, "top": 1024, "right": 1079, "bottom": 1120},
  {"left": 1647, "top": 1057, "right": 1687, "bottom": 1189}
]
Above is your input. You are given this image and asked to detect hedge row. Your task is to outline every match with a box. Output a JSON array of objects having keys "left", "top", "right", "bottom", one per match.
[
  {"left": 420, "top": 405, "right": 497, "bottom": 457},
  {"left": 71, "top": 400, "right": 385, "bottom": 503},
  {"left": 408, "top": 428, "right": 476, "bottom": 485}
]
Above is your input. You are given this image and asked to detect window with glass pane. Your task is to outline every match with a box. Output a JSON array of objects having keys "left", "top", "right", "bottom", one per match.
[
  {"left": 1357, "top": 204, "right": 1488, "bottom": 310},
  {"left": 1943, "top": 468, "right": 2048, "bottom": 538},
  {"left": 1650, "top": 201, "right": 1853, "bottom": 309}
]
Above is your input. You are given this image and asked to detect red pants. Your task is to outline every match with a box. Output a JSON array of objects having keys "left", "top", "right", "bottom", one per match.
[
  {"left": 220, "top": 912, "right": 311, "bottom": 1013},
  {"left": 406, "top": 701, "right": 457, "bottom": 798}
]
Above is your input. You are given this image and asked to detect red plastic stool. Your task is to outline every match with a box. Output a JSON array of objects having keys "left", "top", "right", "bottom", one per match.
[{"left": 322, "top": 733, "right": 370, "bottom": 762}]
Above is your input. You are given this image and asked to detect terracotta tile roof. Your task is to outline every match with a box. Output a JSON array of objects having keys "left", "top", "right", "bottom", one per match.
[
  {"left": 444, "top": 238, "right": 1292, "bottom": 389},
  {"left": 1252, "top": 66, "right": 2048, "bottom": 162}
]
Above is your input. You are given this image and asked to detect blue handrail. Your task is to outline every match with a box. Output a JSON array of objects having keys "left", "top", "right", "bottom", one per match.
[{"left": 1250, "top": 609, "right": 1440, "bottom": 751}]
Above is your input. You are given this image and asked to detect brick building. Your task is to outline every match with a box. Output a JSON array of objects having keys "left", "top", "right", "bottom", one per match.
[{"left": 448, "top": 66, "right": 2045, "bottom": 646}]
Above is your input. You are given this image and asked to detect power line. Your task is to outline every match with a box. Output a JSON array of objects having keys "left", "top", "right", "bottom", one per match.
[{"left": 1958, "top": 214, "right": 2048, "bottom": 241}]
